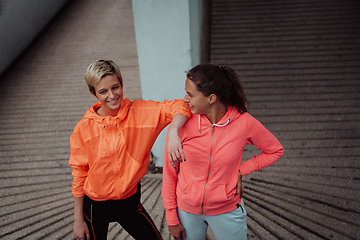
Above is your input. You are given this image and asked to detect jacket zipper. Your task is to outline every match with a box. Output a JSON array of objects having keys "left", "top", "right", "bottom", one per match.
[
  {"left": 202, "top": 125, "right": 215, "bottom": 214},
  {"left": 108, "top": 121, "right": 122, "bottom": 199}
]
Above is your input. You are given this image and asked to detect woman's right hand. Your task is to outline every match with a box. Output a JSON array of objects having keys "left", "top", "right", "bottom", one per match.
[
  {"left": 169, "top": 223, "right": 187, "bottom": 240},
  {"left": 74, "top": 219, "right": 90, "bottom": 240}
]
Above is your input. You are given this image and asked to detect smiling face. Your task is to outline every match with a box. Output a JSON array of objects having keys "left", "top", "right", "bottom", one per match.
[
  {"left": 93, "top": 74, "right": 123, "bottom": 117},
  {"left": 184, "top": 78, "right": 211, "bottom": 115}
]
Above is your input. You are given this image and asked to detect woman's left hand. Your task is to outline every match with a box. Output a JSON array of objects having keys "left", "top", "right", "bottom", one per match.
[{"left": 236, "top": 171, "right": 243, "bottom": 198}]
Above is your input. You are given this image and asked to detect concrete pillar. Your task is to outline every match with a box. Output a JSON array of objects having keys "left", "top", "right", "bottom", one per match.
[{"left": 132, "top": 0, "right": 202, "bottom": 166}]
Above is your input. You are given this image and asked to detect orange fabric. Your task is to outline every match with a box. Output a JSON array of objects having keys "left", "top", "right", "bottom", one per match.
[{"left": 69, "top": 98, "right": 191, "bottom": 201}]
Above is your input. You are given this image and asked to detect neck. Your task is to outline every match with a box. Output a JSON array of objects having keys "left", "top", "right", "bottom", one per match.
[
  {"left": 97, "top": 107, "right": 118, "bottom": 117},
  {"left": 205, "top": 103, "right": 227, "bottom": 124}
]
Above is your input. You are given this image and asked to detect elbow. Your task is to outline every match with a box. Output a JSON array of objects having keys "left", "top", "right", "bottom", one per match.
[
  {"left": 279, "top": 147, "right": 284, "bottom": 156},
  {"left": 276, "top": 146, "right": 285, "bottom": 160}
]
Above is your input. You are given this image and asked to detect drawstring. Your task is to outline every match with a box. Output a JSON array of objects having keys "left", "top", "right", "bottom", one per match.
[
  {"left": 213, "top": 118, "right": 230, "bottom": 127},
  {"left": 198, "top": 114, "right": 201, "bottom": 133},
  {"left": 198, "top": 114, "right": 230, "bottom": 133}
]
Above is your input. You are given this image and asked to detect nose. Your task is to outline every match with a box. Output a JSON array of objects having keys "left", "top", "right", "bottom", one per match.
[
  {"left": 184, "top": 94, "right": 189, "bottom": 103},
  {"left": 109, "top": 90, "right": 115, "bottom": 98}
]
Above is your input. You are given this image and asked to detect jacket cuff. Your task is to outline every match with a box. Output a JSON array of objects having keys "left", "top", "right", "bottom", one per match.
[
  {"left": 239, "top": 160, "right": 254, "bottom": 176},
  {"left": 166, "top": 208, "right": 180, "bottom": 226},
  {"left": 71, "top": 190, "right": 85, "bottom": 198},
  {"left": 172, "top": 100, "right": 191, "bottom": 119}
]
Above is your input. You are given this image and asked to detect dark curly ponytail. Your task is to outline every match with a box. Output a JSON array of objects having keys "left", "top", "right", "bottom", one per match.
[{"left": 187, "top": 63, "right": 248, "bottom": 113}]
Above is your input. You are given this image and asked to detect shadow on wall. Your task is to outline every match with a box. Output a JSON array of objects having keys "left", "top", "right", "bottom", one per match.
[
  {"left": 0, "top": 0, "right": 70, "bottom": 80},
  {"left": 0, "top": 1, "right": 5, "bottom": 15}
]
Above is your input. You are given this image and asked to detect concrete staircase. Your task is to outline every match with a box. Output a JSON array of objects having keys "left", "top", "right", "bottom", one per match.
[
  {"left": 0, "top": 0, "right": 143, "bottom": 239},
  {"left": 210, "top": 0, "right": 360, "bottom": 239}
]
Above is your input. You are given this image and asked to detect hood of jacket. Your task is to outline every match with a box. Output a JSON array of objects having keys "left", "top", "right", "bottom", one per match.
[{"left": 197, "top": 105, "right": 242, "bottom": 133}]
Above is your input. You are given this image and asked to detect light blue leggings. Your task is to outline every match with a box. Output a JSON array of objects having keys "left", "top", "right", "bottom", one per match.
[{"left": 177, "top": 200, "right": 247, "bottom": 240}]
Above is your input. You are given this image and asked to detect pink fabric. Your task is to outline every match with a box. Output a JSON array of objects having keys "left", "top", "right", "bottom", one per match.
[{"left": 162, "top": 107, "right": 284, "bottom": 225}]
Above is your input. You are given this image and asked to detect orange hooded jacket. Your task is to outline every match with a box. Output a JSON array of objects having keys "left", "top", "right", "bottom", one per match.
[{"left": 69, "top": 98, "right": 191, "bottom": 201}]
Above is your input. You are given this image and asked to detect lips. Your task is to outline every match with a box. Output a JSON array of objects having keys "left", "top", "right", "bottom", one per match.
[{"left": 108, "top": 97, "right": 119, "bottom": 105}]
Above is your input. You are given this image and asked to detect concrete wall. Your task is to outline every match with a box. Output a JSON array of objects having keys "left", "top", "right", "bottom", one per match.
[
  {"left": 132, "top": 0, "right": 202, "bottom": 166},
  {"left": 0, "top": 0, "right": 69, "bottom": 76}
]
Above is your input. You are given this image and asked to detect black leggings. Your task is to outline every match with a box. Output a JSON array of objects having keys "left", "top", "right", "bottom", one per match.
[{"left": 83, "top": 183, "right": 162, "bottom": 240}]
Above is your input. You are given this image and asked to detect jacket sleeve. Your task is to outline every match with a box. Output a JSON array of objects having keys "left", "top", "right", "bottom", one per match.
[
  {"left": 68, "top": 127, "right": 89, "bottom": 198},
  {"left": 239, "top": 114, "right": 284, "bottom": 176},
  {"left": 161, "top": 128, "right": 181, "bottom": 226},
  {"left": 160, "top": 99, "right": 191, "bottom": 123}
]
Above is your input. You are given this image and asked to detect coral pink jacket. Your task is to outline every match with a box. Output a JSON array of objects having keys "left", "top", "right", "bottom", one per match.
[
  {"left": 162, "top": 106, "right": 284, "bottom": 225},
  {"left": 69, "top": 98, "right": 191, "bottom": 201}
]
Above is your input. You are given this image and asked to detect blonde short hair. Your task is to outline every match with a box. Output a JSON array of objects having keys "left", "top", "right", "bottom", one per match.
[{"left": 84, "top": 60, "right": 123, "bottom": 95}]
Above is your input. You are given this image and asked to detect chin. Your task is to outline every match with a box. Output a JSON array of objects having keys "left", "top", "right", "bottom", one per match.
[
  {"left": 106, "top": 103, "right": 120, "bottom": 110},
  {"left": 113, "top": 104, "right": 121, "bottom": 110}
]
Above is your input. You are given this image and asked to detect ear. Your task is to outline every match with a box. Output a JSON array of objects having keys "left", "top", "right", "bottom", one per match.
[{"left": 208, "top": 94, "right": 217, "bottom": 104}]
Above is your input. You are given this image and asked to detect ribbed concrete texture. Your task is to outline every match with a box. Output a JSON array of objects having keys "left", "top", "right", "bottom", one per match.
[
  {"left": 211, "top": 0, "right": 360, "bottom": 239},
  {"left": 1, "top": 0, "right": 359, "bottom": 240},
  {"left": 0, "top": 0, "right": 145, "bottom": 239}
]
